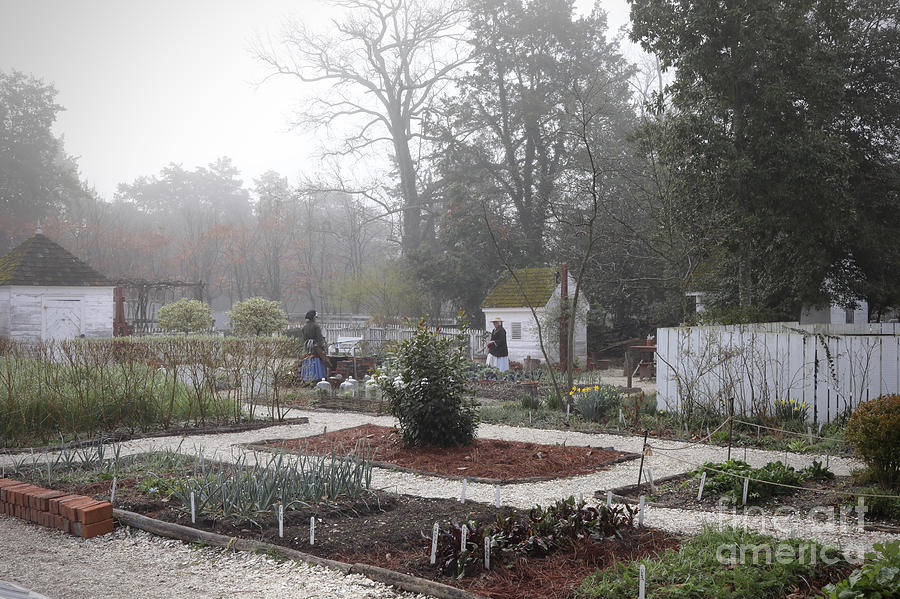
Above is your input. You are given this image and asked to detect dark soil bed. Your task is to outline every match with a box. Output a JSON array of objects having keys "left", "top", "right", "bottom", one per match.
[
  {"left": 254, "top": 424, "right": 636, "bottom": 482},
  {"left": 613, "top": 473, "right": 900, "bottom": 530}
]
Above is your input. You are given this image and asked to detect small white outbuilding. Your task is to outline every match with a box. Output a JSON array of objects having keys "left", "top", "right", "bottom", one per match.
[
  {"left": 0, "top": 233, "right": 114, "bottom": 341},
  {"left": 481, "top": 267, "right": 589, "bottom": 366}
]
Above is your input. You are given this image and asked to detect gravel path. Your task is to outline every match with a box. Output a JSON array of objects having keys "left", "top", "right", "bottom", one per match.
[
  {"left": 1, "top": 409, "right": 895, "bottom": 596},
  {"left": 0, "top": 514, "right": 425, "bottom": 599}
]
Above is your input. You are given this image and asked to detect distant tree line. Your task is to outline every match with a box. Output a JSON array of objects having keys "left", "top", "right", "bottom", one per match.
[{"left": 2, "top": 0, "right": 897, "bottom": 341}]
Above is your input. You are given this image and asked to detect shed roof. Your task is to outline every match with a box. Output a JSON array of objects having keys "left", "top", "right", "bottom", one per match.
[
  {"left": 482, "top": 267, "right": 558, "bottom": 309},
  {"left": 0, "top": 234, "right": 111, "bottom": 286}
]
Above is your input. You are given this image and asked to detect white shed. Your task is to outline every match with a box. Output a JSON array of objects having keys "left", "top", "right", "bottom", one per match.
[
  {"left": 481, "top": 267, "right": 589, "bottom": 366},
  {"left": 0, "top": 233, "right": 114, "bottom": 341}
]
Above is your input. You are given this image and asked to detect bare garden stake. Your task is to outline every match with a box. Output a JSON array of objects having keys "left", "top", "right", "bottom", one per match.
[
  {"left": 698, "top": 472, "right": 707, "bottom": 501},
  {"left": 430, "top": 523, "right": 439, "bottom": 565},
  {"left": 742, "top": 477, "right": 749, "bottom": 505},
  {"left": 460, "top": 479, "right": 467, "bottom": 504},
  {"left": 638, "top": 496, "right": 645, "bottom": 527}
]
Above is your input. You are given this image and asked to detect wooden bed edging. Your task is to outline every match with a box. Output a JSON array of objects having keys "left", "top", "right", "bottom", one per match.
[{"left": 112, "top": 508, "right": 487, "bottom": 599}]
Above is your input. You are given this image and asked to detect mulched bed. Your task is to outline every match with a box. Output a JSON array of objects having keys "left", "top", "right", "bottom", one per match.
[
  {"left": 255, "top": 424, "right": 636, "bottom": 482},
  {"left": 613, "top": 473, "right": 900, "bottom": 530}
]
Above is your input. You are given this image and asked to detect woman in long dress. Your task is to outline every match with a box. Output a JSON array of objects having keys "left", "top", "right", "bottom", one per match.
[{"left": 300, "top": 310, "right": 328, "bottom": 382}]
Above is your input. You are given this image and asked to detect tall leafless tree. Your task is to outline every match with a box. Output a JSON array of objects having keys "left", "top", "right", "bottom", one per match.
[{"left": 256, "top": 0, "right": 469, "bottom": 255}]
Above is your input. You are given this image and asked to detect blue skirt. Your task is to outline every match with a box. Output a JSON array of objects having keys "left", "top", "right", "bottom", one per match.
[{"left": 301, "top": 356, "right": 327, "bottom": 381}]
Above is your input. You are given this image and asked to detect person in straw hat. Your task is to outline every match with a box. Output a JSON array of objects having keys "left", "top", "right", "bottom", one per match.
[{"left": 486, "top": 316, "right": 509, "bottom": 372}]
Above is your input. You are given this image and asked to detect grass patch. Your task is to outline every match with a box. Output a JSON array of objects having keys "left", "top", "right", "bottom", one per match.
[{"left": 577, "top": 527, "right": 849, "bottom": 599}]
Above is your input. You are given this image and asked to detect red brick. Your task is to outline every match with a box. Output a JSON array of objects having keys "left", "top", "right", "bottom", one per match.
[
  {"left": 77, "top": 518, "right": 114, "bottom": 539},
  {"left": 76, "top": 501, "right": 112, "bottom": 525},
  {"left": 61, "top": 497, "right": 94, "bottom": 521},
  {"left": 48, "top": 494, "right": 80, "bottom": 515},
  {"left": 0, "top": 482, "right": 28, "bottom": 503},
  {"left": 33, "top": 489, "right": 67, "bottom": 512},
  {"left": 0, "top": 478, "right": 22, "bottom": 488}
]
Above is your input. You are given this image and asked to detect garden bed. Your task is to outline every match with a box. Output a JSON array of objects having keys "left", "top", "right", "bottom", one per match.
[
  {"left": 249, "top": 424, "right": 637, "bottom": 483},
  {"left": 611, "top": 471, "right": 900, "bottom": 530}
]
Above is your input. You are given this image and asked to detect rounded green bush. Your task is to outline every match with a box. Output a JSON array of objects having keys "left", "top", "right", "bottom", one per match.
[
  {"left": 846, "top": 394, "right": 900, "bottom": 489},
  {"left": 378, "top": 318, "right": 477, "bottom": 447},
  {"left": 157, "top": 299, "right": 213, "bottom": 334}
]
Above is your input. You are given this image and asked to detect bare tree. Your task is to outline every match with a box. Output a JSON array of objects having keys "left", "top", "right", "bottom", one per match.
[{"left": 256, "top": 0, "right": 469, "bottom": 254}]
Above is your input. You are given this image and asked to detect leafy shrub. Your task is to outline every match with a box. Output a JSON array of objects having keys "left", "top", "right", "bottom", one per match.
[
  {"left": 846, "top": 394, "right": 900, "bottom": 488},
  {"left": 519, "top": 393, "right": 542, "bottom": 410},
  {"left": 800, "top": 459, "right": 835, "bottom": 482},
  {"left": 823, "top": 540, "right": 899, "bottom": 599},
  {"left": 379, "top": 318, "right": 477, "bottom": 447},
  {"left": 573, "top": 384, "right": 623, "bottom": 422},
  {"left": 157, "top": 299, "right": 213, "bottom": 333},
  {"left": 227, "top": 297, "right": 289, "bottom": 336}
]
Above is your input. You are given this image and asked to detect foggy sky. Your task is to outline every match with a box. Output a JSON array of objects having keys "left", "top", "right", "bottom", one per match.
[{"left": 0, "top": 0, "right": 635, "bottom": 200}]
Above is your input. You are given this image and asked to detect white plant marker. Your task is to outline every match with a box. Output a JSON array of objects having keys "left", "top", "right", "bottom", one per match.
[
  {"left": 278, "top": 504, "right": 284, "bottom": 538},
  {"left": 808, "top": 426, "right": 813, "bottom": 445},
  {"left": 430, "top": 523, "right": 439, "bottom": 565},
  {"left": 494, "top": 485, "right": 501, "bottom": 508},
  {"left": 110, "top": 477, "right": 117, "bottom": 505},
  {"left": 578, "top": 491, "right": 583, "bottom": 504},
  {"left": 310, "top": 516, "right": 316, "bottom": 545},
  {"left": 618, "top": 408, "right": 625, "bottom": 427},
  {"left": 698, "top": 472, "right": 707, "bottom": 501},
  {"left": 638, "top": 496, "right": 645, "bottom": 527},
  {"left": 47, "top": 461, "right": 51, "bottom": 483},
  {"left": 529, "top": 410, "right": 532, "bottom": 425},
  {"left": 606, "top": 490, "right": 612, "bottom": 508},
  {"left": 484, "top": 535, "right": 491, "bottom": 569},
  {"left": 646, "top": 469, "right": 656, "bottom": 494},
  {"left": 566, "top": 404, "right": 570, "bottom": 419},
  {"left": 742, "top": 477, "right": 750, "bottom": 505},
  {"left": 460, "top": 526, "right": 468, "bottom": 554},
  {"left": 818, "top": 421, "right": 824, "bottom": 434},
  {"left": 459, "top": 478, "right": 467, "bottom": 503},
  {"left": 190, "top": 491, "right": 196, "bottom": 523},
  {"left": 706, "top": 426, "right": 711, "bottom": 442},
  {"left": 639, "top": 564, "right": 646, "bottom": 599}
]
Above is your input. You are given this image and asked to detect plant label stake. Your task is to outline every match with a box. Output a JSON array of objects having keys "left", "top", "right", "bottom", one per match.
[
  {"left": 706, "top": 426, "right": 711, "bottom": 442},
  {"left": 484, "top": 535, "right": 491, "bottom": 570},
  {"left": 110, "top": 477, "right": 117, "bottom": 505},
  {"left": 698, "top": 472, "right": 707, "bottom": 501},
  {"left": 743, "top": 447, "right": 747, "bottom": 461},
  {"left": 529, "top": 410, "right": 532, "bottom": 425},
  {"left": 638, "top": 496, "right": 645, "bottom": 527},
  {"left": 460, "top": 525, "right": 467, "bottom": 554},
  {"left": 639, "top": 564, "right": 646, "bottom": 599},
  {"left": 606, "top": 490, "right": 612, "bottom": 508},
  {"left": 818, "top": 421, "right": 824, "bottom": 435},
  {"left": 618, "top": 408, "right": 625, "bottom": 427},
  {"left": 646, "top": 469, "right": 656, "bottom": 494},
  {"left": 460, "top": 478, "right": 467, "bottom": 503},
  {"left": 566, "top": 404, "right": 570, "bottom": 420},
  {"left": 494, "top": 485, "right": 501, "bottom": 508},
  {"left": 310, "top": 516, "right": 316, "bottom": 545},
  {"left": 578, "top": 491, "right": 583, "bottom": 504},
  {"left": 808, "top": 426, "right": 813, "bottom": 446},
  {"left": 430, "top": 523, "right": 439, "bottom": 564},
  {"left": 190, "top": 491, "right": 196, "bottom": 524},
  {"left": 742, "top": 477, "right": 749, "bottom": 505},
  {"left": 857, "top": 497, "right": 866, "bottom": 532},
  {"left": 278, "top": 504, "right": 284, "bottom": 538}
]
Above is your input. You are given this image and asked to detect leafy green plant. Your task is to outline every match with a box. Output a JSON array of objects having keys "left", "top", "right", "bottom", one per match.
[
  {"left": 519, "top": 393, "right": 542, "bottom": 410},
  {"left": 578, "top": 526, "right": 849, "bottom": 598},
  {"left": 157, "top": 299, "right": 213, "bottom": 334},
  {"left": 227, "top": 297, "right": 289, "bottom": 336},
  {"left": 846, "top": 394, "right": 900, "bottom": 488},
  {"left": 800, "top": 460, "right": 835, "bottom": 482},
  {"left": 573, "top": 384, "right": 623, "bottom": 423},
  {"left": 167, "top": 444, "right": 373, "bottom": 524},
  {"left": 693, "top": 460, "right": 805, "bottom": 504},
  {"left": 823, "top": 540, "right": 899, "bottom": 599},
  {"left": 770, "top": 397, "right": 809, "bottom": 424},
  {"left": 435, "top": 496, "right": 634, "bottom": 578},
  {"left": 378, "top": 317, "right": 477, "bottom": 447}
]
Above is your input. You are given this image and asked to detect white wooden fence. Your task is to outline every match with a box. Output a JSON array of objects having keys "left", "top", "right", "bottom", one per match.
[
  {"left": 656, "top": 322, "right": 900, "bottom": 423},
  {"left": 315, "top": 322, "right": 488, "bottom": 358}
]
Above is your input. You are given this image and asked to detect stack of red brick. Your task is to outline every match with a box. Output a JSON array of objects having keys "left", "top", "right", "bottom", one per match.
[{"left": 0, "top": 478, "right": 114, "bottom": 539}]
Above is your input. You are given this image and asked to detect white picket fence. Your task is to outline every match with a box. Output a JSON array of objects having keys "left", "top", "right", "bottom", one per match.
[{"left": 656, "top": 322, "right": 900, "bottom": 423}]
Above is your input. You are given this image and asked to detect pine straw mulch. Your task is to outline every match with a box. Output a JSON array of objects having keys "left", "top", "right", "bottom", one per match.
[{"left": 258, "top": 424, "right": 635, "bottom": 481}]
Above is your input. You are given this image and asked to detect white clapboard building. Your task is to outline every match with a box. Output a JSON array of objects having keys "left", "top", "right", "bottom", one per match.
[
  {"left": 481, "top": 267, "right": 589, "bottom": 365},
  {"left": 0, "top": 232, "right": 114, "bottom": 341}
]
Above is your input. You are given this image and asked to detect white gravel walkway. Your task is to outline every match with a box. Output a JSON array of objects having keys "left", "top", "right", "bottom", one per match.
[
  {"left": 1, "top": 408, "right": 896, "bottom": 595},
  {"left": 0, "top": 513, "right": 425, "bottom": 599}
]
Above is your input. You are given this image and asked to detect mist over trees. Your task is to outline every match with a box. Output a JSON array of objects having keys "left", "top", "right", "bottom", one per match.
[{"left": 1, "top": 0, "right": 897, "bottom": 336}]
